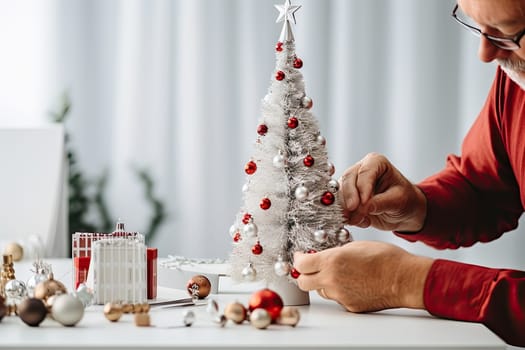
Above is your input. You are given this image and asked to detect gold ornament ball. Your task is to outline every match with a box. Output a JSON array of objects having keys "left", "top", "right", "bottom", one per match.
[
  {"left": 4, "top": 242, "right": 23, "bottom": 261},
  {"left": 224, "top": 302, "right": 247, "bottom": 324},
  {"left": 186, "top": 275, "right": 211, "bottom": 299},
  {"left": 121, "top": 303, "right": 134, "bottom": 314},
  {"left": 34, "top": 273, "right": 68, "bottom": 302},
  {"left": 249, "top": 308, "right": 271, "bottom": 329},
  {"left": 104, "top": 302, "right": 123, "bottom": 322},
  {"left": 17, "top": 298, "right": 48, "bottom": 327},
  {"left": 276, "top": 306, "right": 300, "bottom": 327}
]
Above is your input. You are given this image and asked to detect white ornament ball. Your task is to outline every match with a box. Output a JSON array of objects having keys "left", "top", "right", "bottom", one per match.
[
  {"left": 250, "top": 308, "right": 271, "bottom": 329},
  {"left": 229, "top": 224, "right": 237, "bottom": 237},
  {"left": 317, "top": 134, "right": 326, "bottom": 146},
  {"left": 243, "top": 222, "right": 258, "bottom": 238},
  {"left": 51, "top": 294, "right": 84, "bottom": 326},
  {"left": 294, "top": 184, "right": 309, "bottom": 201},
  {"left": 302, "top": 96, "right": 313, "bottom": 109},
  {"left": 328, "top": 179, "right": 340, "bottom": 193},
  {"left": 242, "top": 182, "right": 249, "bottom": 192},
  {"left": 273, "top": 153, "right": 286, "bottom": 168},
  {"left": 274, "top": 259, "right": 291, "bottom": 277},
  {"left": 313, "top": 229, "right": 328, "bottom": 243},
  {"left": 242, "top": 264, "right": 256, "bottom": 281}
]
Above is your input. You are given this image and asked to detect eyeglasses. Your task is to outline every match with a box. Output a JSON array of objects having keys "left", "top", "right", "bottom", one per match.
[{"left": 452, "top": 4, "right": 525, "bottom": 50}]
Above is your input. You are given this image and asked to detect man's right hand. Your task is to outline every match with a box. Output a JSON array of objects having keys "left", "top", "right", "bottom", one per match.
[{"left": 338, "top": 152, "right": 427, "bottom": 233}]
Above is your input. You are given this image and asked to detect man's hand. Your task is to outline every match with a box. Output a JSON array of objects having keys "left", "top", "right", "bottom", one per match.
[
  {"left": 293, "top": 241, "right": 434, "bottom": 312},
  {"left": 339, "top": 152, "right": 427, "bottom": 232}
]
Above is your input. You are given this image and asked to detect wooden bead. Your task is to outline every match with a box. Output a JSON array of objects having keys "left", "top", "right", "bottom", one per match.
[
  {"left": 103, "top": 302, "right": 123, "bottom": 322},
  {"left": 134, "top": 313, "right": 150, "bottom": 327}
]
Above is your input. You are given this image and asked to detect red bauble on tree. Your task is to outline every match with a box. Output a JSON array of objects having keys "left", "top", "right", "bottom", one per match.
[
  {"left": 260, "top": 197, "right": 271, "bottom": 210},
  {"left": 275, "top": 70, "right": 285, "bottom": 81},
  {"left": 287, "top": 116, "right": 299, "bottom": 129},
  {"left": 252, "top": 242, "right": 263, "bottom": 255},
  {"left": 257, "top": 124, "right": 268, "bottom": 136},
  {"left": 303, "top": 154, "right": 314, "bottom": 167},
  {"left": 275, "top": 42, "right": 283, "bottom": 52},
  {"left": 293, "top": 57, "right": 303, "bottom": 68},
  {"left": 245, "top": 161, "right": 257, "bottom": 175},
  {"left": 248, "top": 288, "right": 283, "bottom": 321},
  {"left": 320, "top": 191, "right": 335, "bottom": 205}
]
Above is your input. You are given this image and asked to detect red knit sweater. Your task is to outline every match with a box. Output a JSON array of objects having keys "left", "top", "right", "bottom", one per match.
[{"left": 396, "top": 67, "right": 525, "bottom": 346}]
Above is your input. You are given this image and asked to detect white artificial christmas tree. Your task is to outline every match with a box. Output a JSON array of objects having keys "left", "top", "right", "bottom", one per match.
[{"left": 228, "top": 0, "right": 352, "bottom": 304}]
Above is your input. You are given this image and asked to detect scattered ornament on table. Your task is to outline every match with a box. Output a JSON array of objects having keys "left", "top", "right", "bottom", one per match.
[
  {"left": 206, "top": 298, "right": 219, "bottom": 317},
  {"left": 1, "top": 254, "right": 16, "bottom": 298},
  {"left": 186, "top": 274, "right": 211, "bottom": 299},
  {"left": 0, "top": 295, "right": 6, "bottom": 321},
  {"left": 103, "top": 302, "right": 123, "bottom": 322},
  {"left": 3, "top": 242, "right": 23, "bottom": 262},
  {"left": 74, "top": 283, "right": 94, "bottom": 308},
  {"left": 224, "top": 301, "right": 247, "bottom": 324},
  {"left": 249, "top": 308, "right": 271, "bottom": 329},
  {"left": 134, "top": 313, "right": 151, "bottom": 327},
  {"left": 276, "top": 306, "right": 300, "bottom": 327},
  {"left": 51, "top": 294, "right": 84, "bottom": 327},
  {"left": 4, "top": 279, "right": 28, "bottom": 305},
  {"left": 182, "top": 309, "right": 195, "bottom": 327},
  {"left": 26, "top": 260, "right": 51, "bottom": 298},
  {"left": 34, "top": 272, "right": 67, "bottom": 304},
  {"left": 17, "top": 298, "right": 47, "bottom": 327},
  {"left": 248, "top": 288, "right": 284, "bottom": 322}
]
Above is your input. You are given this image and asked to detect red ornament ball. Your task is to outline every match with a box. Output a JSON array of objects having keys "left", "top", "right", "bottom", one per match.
[
  {"left": 275, "top": 42, "right": 283, "bottom": 52},
  {"left": 303, "top": 155, "right": 315, "bottom": 167},
  {"left": 290, "top": 268, "right": 301, "bottom": 279},
  {"left": 276, "top": 70, "right": 285, "bottom": 81},
  {"left": 245, "top": 161, "right": 257, "bottom": 175},
  {"left": 293, "top": 57, "right": 303, "bottom": 68},
  {"left": 287, "top": 117, "right": 299, "bottom": 129},
  {"left": 321, "top": 191, "right": 335, "bottom": 205},
  {"left": 242, "top": 213, "right": 252, "bottom": 224},
  {"left": 260, "top": 197, "right": 271, "bottom": 210},
  {"left": 233, "top": 232, "right": 241, "bottom": 243},
  {"left": 252, "top": 242, "right": 263, "bottom": 255},
  {"left": 307, "top": 249, "right": 317, "bottom": 254},
  {"left": 257, "top": 124, "right": 268, "bottom": 136},
  {"left": 248, "top": 288, "right": 283, "bottom": 321}
]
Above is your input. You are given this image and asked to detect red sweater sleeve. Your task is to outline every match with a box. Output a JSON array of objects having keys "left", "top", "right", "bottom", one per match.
[
  {"left": 395, "top": 68, "right": 525, "bottom": 346},
  {"left": 425, "top": 260, "right": 525, "bottom": 347}
]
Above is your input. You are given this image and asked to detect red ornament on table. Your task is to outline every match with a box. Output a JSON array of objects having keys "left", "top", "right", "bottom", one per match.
[
  {"left": 260, "top": 197, "right": 271, "bottom": 210},
  {"left": 248, "top": 288, "right": 284, "bottom": 321},
  {"left": 275, "top": 70, "right": 285, "bottom": 81},
  {"left": 320, "top": 191, "right": 335, "bottom": 205},
  {"left": 287, "top": 116, "right": 299, "bottom": 129},
  {"left": 245, "top": 161, "right": 257, "bottom": 175}
]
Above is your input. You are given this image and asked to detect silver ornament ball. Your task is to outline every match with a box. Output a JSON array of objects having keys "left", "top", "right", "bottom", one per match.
[
  {"left": 273, "top": 152, "right": 286, "bottom": 168},
  {"left": 250, "top": 308, "right": 271, "bottom": 329},
  {"left": 294, "top": 184, "right": 309, "bottom": 201},
  {"left": 274, "top": 259, "right": 291, "bottom": 277},
  {"left": 5, "top": 279, "right": 27, "bottom": 302},
  {"left": 328, "top": 179, "right": 340, "bottom": 193},
  {"left": 243, "top": 222, "right": 258, "bottom": 238},
  {"left": 328, "top": 162, "right": 335, "bottom": 176},
  {"left": 337, "top": 228, "right": 353, "bottom": 243},
  {"left": 51, "top": 294, "right": 84, "bottom": 326},
  {"left": 182, "top": 309, "right": 195, "bottom": 327},
  {"left": 313, "top": 229, "right": 328, "bottom": 243},
  {"left": 317, "top": 134, "right": 326, "bottom": 146},
  {"left": 242, "top": 264, "right": 256, "bottom": 281}
]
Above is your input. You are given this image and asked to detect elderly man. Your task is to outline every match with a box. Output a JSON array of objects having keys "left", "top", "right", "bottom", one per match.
[{"left": 294, "top": 0, "right": 525, "bottom": 346}]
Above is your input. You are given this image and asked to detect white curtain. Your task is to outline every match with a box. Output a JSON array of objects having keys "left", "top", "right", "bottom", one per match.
[{"left": 1, "top": 0, "right": 523, "bottom": 271}]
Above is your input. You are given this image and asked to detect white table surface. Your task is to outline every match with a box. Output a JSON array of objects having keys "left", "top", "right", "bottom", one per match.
[{"left": 1, "top": 259, "right": 507, "bottom": 350}]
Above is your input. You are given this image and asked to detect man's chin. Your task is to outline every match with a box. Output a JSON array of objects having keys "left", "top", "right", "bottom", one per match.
[{"left": 499, "top": 64, "right": 525, "bottom": 90}]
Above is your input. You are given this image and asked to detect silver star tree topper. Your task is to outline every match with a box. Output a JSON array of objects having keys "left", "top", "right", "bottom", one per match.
[{"left": 275, "top": 0, "right": 302, "bottom": 42}]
